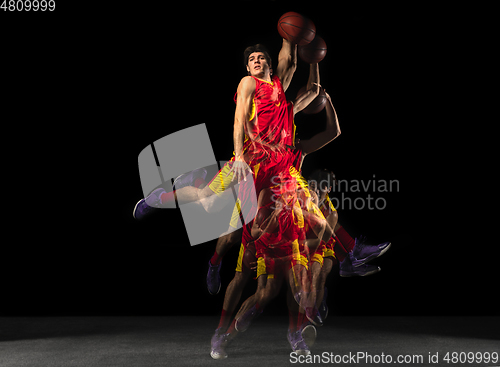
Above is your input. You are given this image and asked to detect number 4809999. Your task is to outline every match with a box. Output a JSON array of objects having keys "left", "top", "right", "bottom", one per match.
[{"left": 1, "top": 0, "right": 55, "bottom": 11}]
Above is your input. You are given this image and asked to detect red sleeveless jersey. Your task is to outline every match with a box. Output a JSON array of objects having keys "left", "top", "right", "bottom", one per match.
[{"left": 234, "top": 75, "right": 295, "bottom": 160}]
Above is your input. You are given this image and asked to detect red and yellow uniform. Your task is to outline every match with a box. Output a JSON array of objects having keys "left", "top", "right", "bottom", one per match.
[{"left": 207, "top": 75, "right": 298, "bottom": 228}]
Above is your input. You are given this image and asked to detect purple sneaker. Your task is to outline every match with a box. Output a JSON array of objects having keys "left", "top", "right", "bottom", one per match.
[
  {"left": 340, "top": 252, "right": 381, "bottom": 277},
  {"left": 287, "top": 328, "right": 295, "bottom": 349},
  {"left": 289, "top": 329, "right": 311, "bottom": 356},
  {"left": 235, "top": 304, "right": 263, "bottom": 332},
  {"left": 351, "top": 236, "right": 391, "bottom": 267},
  {"left": 207, "top": 260, "right": 222, "bottom": 295},
  {"left": 210, "top": 327, "right": 230, "bottom": 360},
  {"left": 173, "top": 167, "right": 207, "bottom": 190},
  {"left": 132, "top": 187, "right": 166, "bottom": 219}
]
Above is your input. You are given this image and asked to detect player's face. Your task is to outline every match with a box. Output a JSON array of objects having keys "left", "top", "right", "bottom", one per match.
[{"left": 247, "top": 52, "right": 270, "bottom": 78}]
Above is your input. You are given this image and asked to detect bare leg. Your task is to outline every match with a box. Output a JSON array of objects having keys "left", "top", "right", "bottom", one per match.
[
  {"left": 173, "top": 182, "right": 235, "bottom": 213},
  {"left": 309, "top": 261, "right": 322, "bottom": 311},
  {"left": 223, "top": 271, "right": 251, "bottom": 315},
  {"left": 234, "top": 275, "right": 268, "bottom": 320},
  {"left": 316, "top": 257, "right": 333, "bottom": 309},
  {"left": 211, "top": 227, "right": 243, "bottom": 266}
]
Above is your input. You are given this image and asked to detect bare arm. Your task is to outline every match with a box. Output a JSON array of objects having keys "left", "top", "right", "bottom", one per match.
[
  {"left": 299, "top": 91, "right": 341, "bottom": 155},
  {"left": 293, "top": 63, "right": 320, "bottom": 115},
  {"left": 228, "top": 76, "right": 255, "bottom": 182},
  {"left": 275, "top": 38, "right": 297, "bottom": 92}
]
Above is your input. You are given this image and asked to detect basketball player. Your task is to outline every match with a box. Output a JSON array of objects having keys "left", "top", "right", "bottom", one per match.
[
  {"left": 206, "top": 44, "right": 323, "bottom": 295},
  {"left": 132, "top": 40, "right": 322, "bottom": 297},
  {"left": 211, "top": 89, "right": 391, "bottom": 358},
  {"left": 210, "top": 87, "right": 341, "bottom": 359}
]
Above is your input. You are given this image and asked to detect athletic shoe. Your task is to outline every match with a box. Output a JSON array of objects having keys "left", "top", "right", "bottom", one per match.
[
  {"left": 235, "top": 304, "right": 263, "bottom": 332},
  {"left": 351, "top": 236, "right": 391, "bottom": 267},
  {"left": 210, "top": 327, "right": 230, "bottom": 360},
  {"left": 300, "top": 324, "right": 317, "bottom": 348},
  {"left": 207, "top": 260, "right": 222, "bottom": 295},
  {"left": 340, "top": 253, "right": 381, "bottom": 277},
  {"left": 319, "top": 287, "right": 328, "bottom": 321},
  {"left": 132, "top": 187, "right": 166, "bottom": 219},
  {"left": 291, "top": 330, "right": 311, "bottom": 356},
  {"left": 173, "top": 167, "right": 207, "bottom": 190},
  {"left": 287, "top": 328, "right": 295, "bottom": 349}
]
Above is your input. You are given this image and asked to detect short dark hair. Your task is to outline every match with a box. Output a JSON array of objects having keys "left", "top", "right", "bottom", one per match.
[{"left": 243, "top": 44, "right": 272, "bottom": 69}]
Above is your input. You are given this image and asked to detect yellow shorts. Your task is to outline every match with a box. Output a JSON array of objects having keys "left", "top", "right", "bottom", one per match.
[
  {"left": 235, "top": 242, "right": 247, "bottom": 273},
  {"left": 208, "top": 159, "right": 235, "bottom": 197}
]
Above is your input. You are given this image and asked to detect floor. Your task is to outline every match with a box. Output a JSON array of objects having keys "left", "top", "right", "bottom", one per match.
[{"left": 0, "top": 315, "right": 498, "bottom": 366}]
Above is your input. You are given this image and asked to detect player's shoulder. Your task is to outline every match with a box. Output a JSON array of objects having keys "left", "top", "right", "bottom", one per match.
[
  {"left": 239, "top": 75, "right": 256, "bottom": 86},
  {"left": 237, "top": 76, "right": 257, "bottom": 92}
]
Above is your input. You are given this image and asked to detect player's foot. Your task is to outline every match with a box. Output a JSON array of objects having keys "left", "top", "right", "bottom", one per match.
[
  {"left": 351, "top": 236, "right": 391, "bottom": 267},
  {"left": 207, "top": 260, "right": 222, "bottom": 295},
  {"left": 288, "top": 329, "right": 311, "bottom": 356},
  {"left": 235, "top": 304, "right": 263, "bottom": 332},
  {"left": 210, "top": 327, "right": 230, "bottom": 360},
  {"left": 319, "top": 287, "right": 328, "bottom": 321},
  {"left": 173, "top": 167, "right": 207, "bottom": 190},
  {"left": 132, "top": 187, "right": 166, "bottom": 219},
  {"left": 340, "top": 253, "right": 381, "bottom": 277}
]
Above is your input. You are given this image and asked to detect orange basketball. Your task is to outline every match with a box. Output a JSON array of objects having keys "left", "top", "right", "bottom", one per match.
[
  {"left": 297, "top": 86, "right": 327, "bottom": 114},
  {"left": 277, "top": 12, "right": 316, "bottom": 46},
  {"left": 298, "top": 35, "right": 327, "bottom": 64}
]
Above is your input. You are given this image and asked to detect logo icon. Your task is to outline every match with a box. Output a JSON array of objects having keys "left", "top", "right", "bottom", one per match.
[{"left": 138, "top": 124, "right": 256, "bottom": 246}]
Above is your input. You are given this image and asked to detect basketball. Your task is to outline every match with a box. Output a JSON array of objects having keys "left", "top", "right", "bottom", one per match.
[
  {"left": 297, "top": 86, "right": 327, "bottom": 114},
  {"left": 298, "top": 35, "right": 327, "bottom": 64},
  {"left": 277, "top": 12, "right": 316, "bottom": 46}
]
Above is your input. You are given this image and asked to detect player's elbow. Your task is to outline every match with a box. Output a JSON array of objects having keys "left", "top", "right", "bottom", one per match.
[
  {"left": 334, "top": 127, "right": 341, "bottom": 138},
  {"left": 326, "top": 124, "right": 341, "bottom": 139}
]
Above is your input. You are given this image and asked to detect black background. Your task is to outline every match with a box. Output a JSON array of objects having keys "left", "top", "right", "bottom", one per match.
[{"left": 1, "top": 2, "right": 495, "bottom": 317}]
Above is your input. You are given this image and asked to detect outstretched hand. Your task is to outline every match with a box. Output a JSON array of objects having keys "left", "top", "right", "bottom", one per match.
[{"left": 227, "top": 156, "right": 252, "bottom": 183}]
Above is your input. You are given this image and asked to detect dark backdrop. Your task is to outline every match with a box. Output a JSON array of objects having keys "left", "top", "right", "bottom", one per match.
[{"left": 2, "top": 2, "right": 494, "bottom": 317}]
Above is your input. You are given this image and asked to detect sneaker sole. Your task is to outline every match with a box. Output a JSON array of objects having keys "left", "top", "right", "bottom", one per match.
[
  {"left": 132, "top": 199, "right": 144, "bottom": 219},
  {"left": 235, "top": 319, "right": 246, "bottom": 333},
  {"left": 210, "top": 351, "right": 228, "bottom": 360},
  {"left": 340, "top": 267, "right": 381, "bottom": 277},
  {"left": 207, "top": 280, "right": 221, "bottom": 296},
  {"left": 207, "top": 263, "right": 222, "bottom": 296},
  {"left": 295, "top": 349, "right": 311, "bottom": 356},
  {"left": 352, "top": 242, "right": 391, "bottom": 267},
  {"left": 301, "top": 325, "right": 317, "bottom": 347},
  {"left": 321, "top": 306, "right": 328, "bottom": 321}
]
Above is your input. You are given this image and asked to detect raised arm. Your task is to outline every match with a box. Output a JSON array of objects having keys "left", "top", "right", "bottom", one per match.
[
  {"left": 275, "top": 39, "right": 297, "bottom": 92},
  {"left": 229, "top": 76, "right": 255, "bottom": 182},
  {"left": 293, "top": 63, "right": 320, "bottom": 115},
  {"left": 299, "top": 91, "right": 341, "bottom": 156}
]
